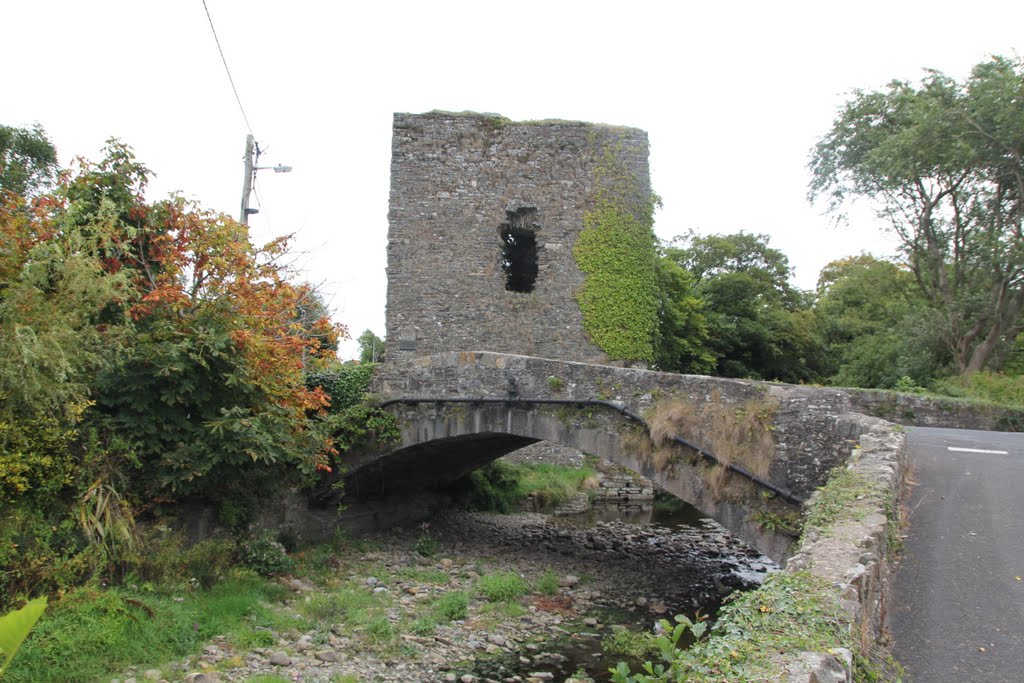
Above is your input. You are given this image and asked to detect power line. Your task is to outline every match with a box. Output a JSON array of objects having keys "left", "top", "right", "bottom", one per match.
[{"left": 201, "top": 0, "right": 256, "bottom": 138}]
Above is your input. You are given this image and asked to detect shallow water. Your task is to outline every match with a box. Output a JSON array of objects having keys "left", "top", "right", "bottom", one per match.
[{"left": 471, "top": 496, "right": 776, "bottom": 682}]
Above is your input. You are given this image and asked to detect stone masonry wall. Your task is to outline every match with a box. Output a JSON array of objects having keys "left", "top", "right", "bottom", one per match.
[
  {"left": 772, "top": 414, "right": 907, "bottom": 681},
  {"left": 384, "top": 112, "right": 650, "bottom": 364},
  {"left": 376, "top": 351, "right": 857, "bottom": 499}
]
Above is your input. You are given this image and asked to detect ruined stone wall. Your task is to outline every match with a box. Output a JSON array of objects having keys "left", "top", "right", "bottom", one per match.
[{"left": 384, "top": 112, "right": 650, "bottom": 363}]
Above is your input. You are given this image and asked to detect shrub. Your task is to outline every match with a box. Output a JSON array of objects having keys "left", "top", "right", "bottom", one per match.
[
  {"left": 412, "top": 534, "right": 440, "bottom": 557},
  {"left": 237, "top": 531, "right": 293, "bottom": 577}
]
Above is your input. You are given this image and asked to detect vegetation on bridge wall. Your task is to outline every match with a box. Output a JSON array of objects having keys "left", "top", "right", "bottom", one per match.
[
  {"left": 574, "top": 139, "right": 659, "bottom": 364},
  {"left": 627, "top": 392, "right": 779, "bottom": 501}
]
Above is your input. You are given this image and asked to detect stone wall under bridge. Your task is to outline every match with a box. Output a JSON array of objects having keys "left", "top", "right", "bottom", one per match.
[{"left": 360, "top": 352, "right": 889, "bottom": 562}]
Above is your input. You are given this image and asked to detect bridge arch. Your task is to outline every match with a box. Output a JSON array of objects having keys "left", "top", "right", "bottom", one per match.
[{"left": 345, "top": 399, "right": 800, "bottom": 560}]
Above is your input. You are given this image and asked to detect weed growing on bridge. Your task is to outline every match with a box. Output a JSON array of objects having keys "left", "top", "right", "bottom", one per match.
[
  {"left": 633, "top": 393, "right": 778, "bottom": 502},
  {"left": 803, "top": 466, "right": 877, "bottom": 532},
  {"left": 546, "top": 375, "right": 567, "bottom": 392}
]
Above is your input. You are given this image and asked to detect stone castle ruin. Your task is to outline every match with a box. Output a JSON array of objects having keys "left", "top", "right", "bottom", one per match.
[{"left": 384, "top": 111, "right": 652, "bottom": 363}]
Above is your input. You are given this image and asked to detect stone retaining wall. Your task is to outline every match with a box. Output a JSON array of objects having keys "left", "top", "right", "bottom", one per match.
[
  {"left": 773, "top": 413, "right": 907, "bottom": 681},
  {"left": 846, "top": 388, "right": 1024, "bottom": 431}
]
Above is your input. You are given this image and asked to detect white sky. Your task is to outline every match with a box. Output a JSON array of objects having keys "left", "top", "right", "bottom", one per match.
[{"left": 4, "top": 1, "right": 1022, "bottom": 358}]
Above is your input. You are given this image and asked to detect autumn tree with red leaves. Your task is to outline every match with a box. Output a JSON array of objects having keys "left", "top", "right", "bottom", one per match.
[{"left": 62, "top": 141, "right": 347, "bottom": 497}]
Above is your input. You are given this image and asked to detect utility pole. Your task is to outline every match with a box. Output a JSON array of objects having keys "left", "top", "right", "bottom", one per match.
[
  {"left": 240, "top": 134, "right": 291, "bottom": 225},
  {"left": 240, "top": 134, "right": 257, "bottom": 224}
]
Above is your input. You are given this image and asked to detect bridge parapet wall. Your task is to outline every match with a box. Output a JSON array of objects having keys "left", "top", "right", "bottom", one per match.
[{"left": 375, "top": 351, "right": 857, "bottom": 498}]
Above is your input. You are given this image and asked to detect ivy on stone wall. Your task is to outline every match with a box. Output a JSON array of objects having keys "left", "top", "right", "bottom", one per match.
[{"left": 574, "top": 140, "right": 659, "bottom": 363}]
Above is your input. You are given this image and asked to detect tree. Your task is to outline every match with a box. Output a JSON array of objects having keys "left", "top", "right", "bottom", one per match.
[
  {"left": 357, "top": 329, "right": 385, "bottom": 364},
  {"left": 810, "top": 55, "right": 1024, "bottom": 375},
  {"left": 814, "top": 255, "right": 945, "bottom": 387},
  {"left": 55, "top": 140, "right": 346, "bottom": 496},
  {"left": 663, "top": 231, "right": 825, "bottom": 383},
  {"left": 652, "top": 255, "right": 714, "bottom": 374},
  {"left": 0, "top": 124, "right": 58, "bottom": 199}
]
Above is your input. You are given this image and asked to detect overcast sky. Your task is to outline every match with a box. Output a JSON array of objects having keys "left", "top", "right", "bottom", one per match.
[{"left": 5, "top": 1, "right": 1022, "bottom": 358}]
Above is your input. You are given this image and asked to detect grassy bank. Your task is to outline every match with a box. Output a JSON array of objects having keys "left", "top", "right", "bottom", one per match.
[
  {"left": 5, "top": 574, "right": 288, "bottom": 682},
  {"left": 451, "top": 460, "right": 597, "bottom": 512}
]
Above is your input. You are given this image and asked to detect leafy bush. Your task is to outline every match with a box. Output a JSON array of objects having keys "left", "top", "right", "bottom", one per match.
[
  {"left": 478, "top": 572, "right": 528, "bottom": 603},
  {"left": 306, "top": 364, "right": 400, "bottom": 475},
  {"left": 237, "top": 531, "right": 293, "bottom": 577},
  {"left": 455, "top": 461, "right": 522, "bottom": 513},
  {"left": 0, "top": 503, "right": 91, "bottom": 609},
  {"left": 412, "top": 534, "right": 440, "bottom": 558}
]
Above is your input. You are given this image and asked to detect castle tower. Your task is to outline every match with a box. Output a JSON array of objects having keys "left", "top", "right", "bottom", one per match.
[{"left": 384, "top": 111, "right": 653, "bottom": 364}]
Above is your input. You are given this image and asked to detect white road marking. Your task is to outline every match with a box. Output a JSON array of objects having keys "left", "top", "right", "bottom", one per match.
[{"left": 947, "top": 446, "right": 1009, "bottom": 455}]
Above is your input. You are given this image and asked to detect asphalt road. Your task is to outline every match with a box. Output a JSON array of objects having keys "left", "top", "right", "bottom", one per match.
[{"left": 890, "top": 426, "right": 1024, "bottom": 682}]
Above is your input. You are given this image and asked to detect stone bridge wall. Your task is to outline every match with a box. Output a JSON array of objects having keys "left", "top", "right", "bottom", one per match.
[{"left": 375, "top": 351, "right": 859, "bottom": 497}]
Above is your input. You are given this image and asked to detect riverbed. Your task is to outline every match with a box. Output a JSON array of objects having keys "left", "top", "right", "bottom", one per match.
[{"left": 149, "top": 504, "right": 776, "bottom": 683}]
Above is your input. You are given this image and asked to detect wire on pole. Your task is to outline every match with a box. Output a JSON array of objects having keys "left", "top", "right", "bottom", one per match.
[{"left": 201, "top": 0, "right": 256, "bottom": 139}]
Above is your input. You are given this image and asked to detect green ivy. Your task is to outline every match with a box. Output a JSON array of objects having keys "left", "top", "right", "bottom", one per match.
[
  {"left": 574, "top": 140, "right": 659, "bottom": 363},
  {"left": 306, "top": 364, "right": 400, "bottom": 458}
]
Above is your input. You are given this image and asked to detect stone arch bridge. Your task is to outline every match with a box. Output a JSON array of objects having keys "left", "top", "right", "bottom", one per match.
[{"left": 344, "top": 352, "right": 900, "bottom": 561}]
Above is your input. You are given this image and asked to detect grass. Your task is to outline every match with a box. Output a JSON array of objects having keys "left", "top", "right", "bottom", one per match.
[
  {"left": 297, "top": 584, "right": 386, "bottom": 624},
  {"left": 611, "top": 572, "right": 852, "bottom": 682},
  {"left": 406, "top": 591, "right": 469, "bottom": 636},
  {"left": 479, "top": 600, "right": 527, "bottom": 620},
  {"left": 431, "top": 591, "right": 469, "bottom": 621},
  {"left": 395, "top": 566, "right": 448, "bottom": 585},
  {"left": 5, "top": 573, "right": 285, "bottom": 683},
  {"left": 602, "top": 625, "right": 656, "bottom": 658},
  {"left": 478, "top": 571, "right": 529, "bottom": 603},
  {"left": 803, "top": 465, "right": 877, "bottom": 531},
  {"left": 535, "top": 567, "right": 560, "bottom": 596},
  {"left": 454, "top": 461, "right": 597, "bottom": 513},
  {"left": 514, "top": 463, "right": 597, "bottom": 508}
]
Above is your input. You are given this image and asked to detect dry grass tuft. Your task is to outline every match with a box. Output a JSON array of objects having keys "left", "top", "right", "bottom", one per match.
[{"left": 630, "top": 390, "right": 779, "bottom": 500}]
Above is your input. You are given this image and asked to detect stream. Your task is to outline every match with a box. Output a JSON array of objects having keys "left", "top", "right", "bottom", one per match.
[{"left": 444, "top": 495, "right": 779, "bottom": 682}]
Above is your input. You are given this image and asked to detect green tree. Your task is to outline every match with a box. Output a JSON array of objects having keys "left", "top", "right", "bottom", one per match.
[
  {"left": 664, "top": 231, "right": 824, "bottom": 383},
  {"left": 810, "top": 55, "right": 1024, "bottom": 375},
  {"left": 78, "top": 181, "right": 343, "bottom": 495},
  {"left": 357, "top": 329, "right": 385, "bottom": 364},
  {"left": 652, "top": 255, "right": 714, "bottom": 374},
  {"left": 0, "top": 124, "right": 58, "bottom": 199},
  {"left": 814, "top": 255, "right": 945, "bottom": 387}
]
